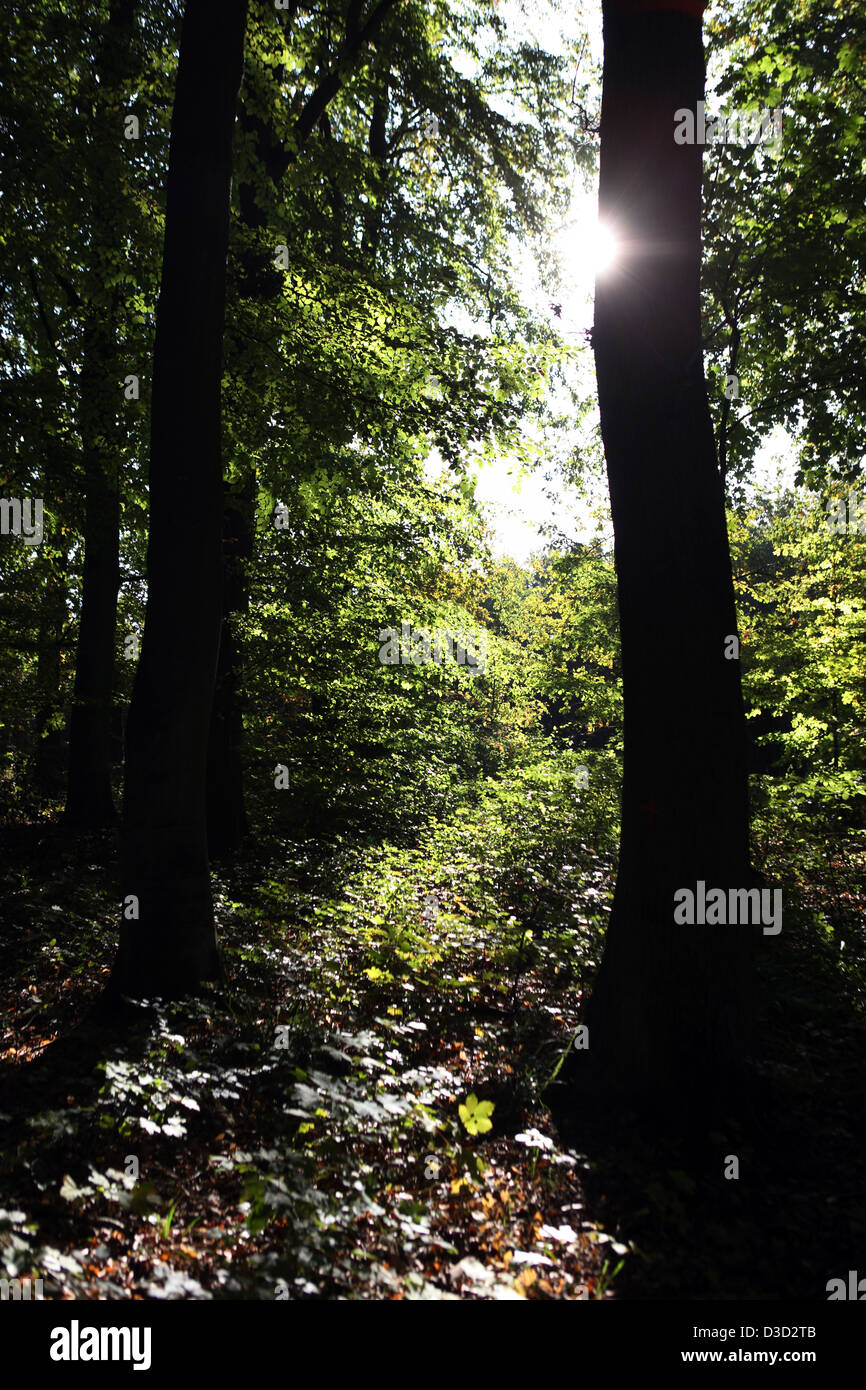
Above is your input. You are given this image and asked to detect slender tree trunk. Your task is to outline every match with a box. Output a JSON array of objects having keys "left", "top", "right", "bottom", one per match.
[
  {"left": 207, "top": 479, "right": 253, "bottom": 858},
  {"left": 203, "top": 30, "right": 281, "bottom": 858},
  {"left": 584, "top": 0, "right": 754, "bottom": 1106},
  {"left": 204, "top": 5, "right": 398, "bottom": 855},
  {"left": 66, "top": 323, "right": 120, "bottom": 826},
  {"left": 64, "top": 0, "right": 139, "bottom": 828},
  {"left": 33, "top": 557, "right": 69, "bottom": 797},
  {"left": 110, "top": 0, "right": 248, "bottom": 998}
]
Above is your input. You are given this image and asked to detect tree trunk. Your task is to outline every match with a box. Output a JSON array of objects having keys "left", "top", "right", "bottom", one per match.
[
  {"left": 110, "top": 0, "right": 248, "bottom": 998},
  {"left": 584, "top": 0, "right": 754, "bottom": 1107},
  {"left": 203, "top": 6, "right": 399, "bottom": 855},
  {"left": 64, "top": 0, "right": 139, "bottom": 828},
  {"left": 206, "top": 480, "right": 253, "bottom": 858},
  {"left": 33, "top": 556, "right": 69, "bottom": 798},
  {"left": 66, "top": 323, "right": 120, "bottom": 826},
  {"left": 202, "top": 30, "right": 281, "bottom": 859}
]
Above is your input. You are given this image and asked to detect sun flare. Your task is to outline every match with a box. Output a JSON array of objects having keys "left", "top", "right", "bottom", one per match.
[
  {"left": 554, "top": 215, "right": 620, "bottom": 294},
  {"left": 588, "top": 220, "right": 619, "bottom": 274}
]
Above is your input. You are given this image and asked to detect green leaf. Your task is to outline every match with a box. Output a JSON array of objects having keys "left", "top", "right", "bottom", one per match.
[{"left": 458, "top": 1092, "right": 495, "bottom": 1135}]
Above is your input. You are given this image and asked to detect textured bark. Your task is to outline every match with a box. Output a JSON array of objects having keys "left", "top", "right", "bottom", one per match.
[
  {"left": 110, "top": 0, "right": 248, "bottom": 997},
  {"left": 583, "top": 0, "right": 754, "bottom": 1106}
]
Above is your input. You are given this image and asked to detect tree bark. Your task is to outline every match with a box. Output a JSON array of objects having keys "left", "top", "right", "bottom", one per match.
[
  {"left": 66, "top": 322, "right": 121, "bottom": 826},
  {"left": 584, "top": 0, "right": 754, "bottom": 1107},
  {"left": 32, "top": 557, "right": 69, "bottom": 798},
  {"left": 110, "top": 0, "right": 248, "bottom": 998},
  {"left": 64, "top": 0, "right": 138, "bottom": 828},
  {"left": 206, "top": 481, "right": 253, "bottom": 858},
  {"left": 201, "top": 36, "right": 274, "bottom": 861}
]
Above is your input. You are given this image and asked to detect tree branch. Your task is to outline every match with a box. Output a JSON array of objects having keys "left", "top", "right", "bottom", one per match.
[
  {"left": 294, "top": 0, "right": 399, "bottom": 149},
  {"left": 27, "top": 266, "right": 75, "bottom": 375}
]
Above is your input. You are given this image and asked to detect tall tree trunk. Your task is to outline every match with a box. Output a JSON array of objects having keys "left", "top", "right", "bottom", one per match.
[
  {"left": 110, "top": 0, "right": 248, "bottom": 998},
  {"left": 207, "top": 479, "right": 253, "bottom": 858},
  {"left": 204, "top": 2, "right": 398, "bottom": 856},
  {"left": 584, "top": 0, "right": 754, "bottom": 1107},
  {"left": 201, "top": 50, "right": 271, "bottom": 862},
  {"left": 64, "top": 0, "right": 139, "bottom": 828},
  {"left": 204, "top": 42, "right": 272, "bottom": 858},
  {"left": 32, "top": 555, "right": 69, "bottom": 798},
  {"left": 66, "top": 322, "right": 120, "bottom": 826}
]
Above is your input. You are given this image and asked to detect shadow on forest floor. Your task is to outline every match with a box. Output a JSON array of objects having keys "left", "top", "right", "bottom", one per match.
[
  {"left": 1, "top": 812, "right": 864, "bottom": 1300},
  {"left": 548, "top": 895, "right": 866, "bottom": 1300},
  {"left": 0, "top": 810, "right": 614, "bottom": 1299}
]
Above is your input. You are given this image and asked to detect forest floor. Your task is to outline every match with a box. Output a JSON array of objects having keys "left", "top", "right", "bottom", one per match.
[{"left": 1, "top": 769, "right": 865, "bottom": 1300}]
